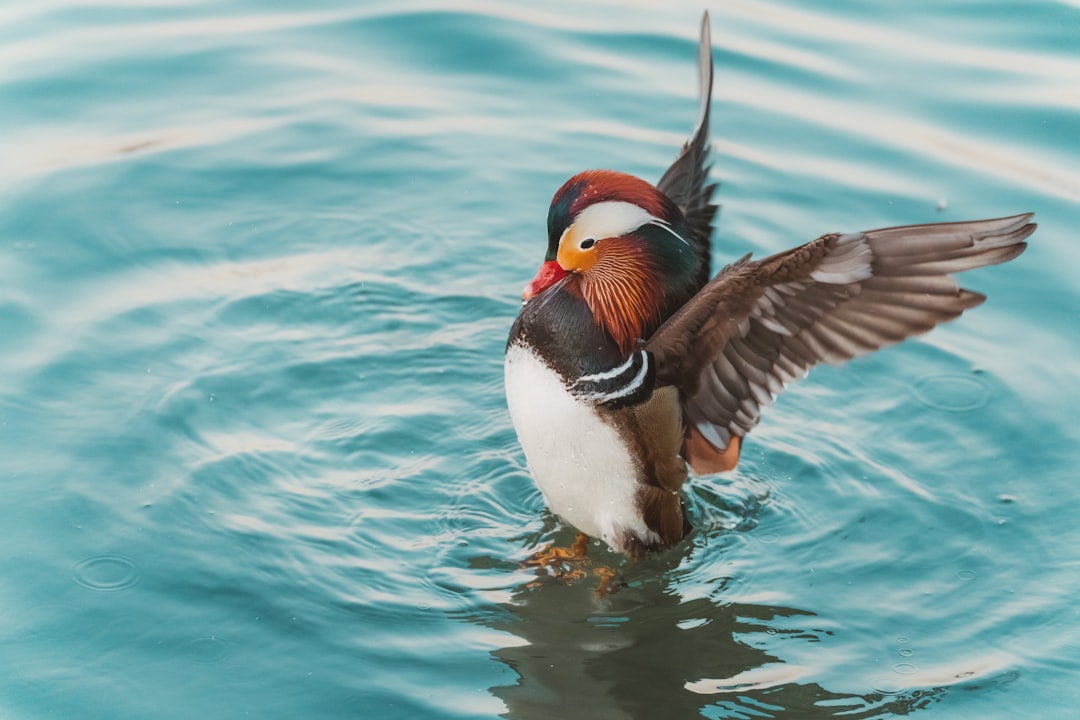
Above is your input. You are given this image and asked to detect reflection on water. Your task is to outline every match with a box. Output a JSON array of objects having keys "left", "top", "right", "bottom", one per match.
[{"left": 482, "top": 553, "right": 943, "bottom": 719}]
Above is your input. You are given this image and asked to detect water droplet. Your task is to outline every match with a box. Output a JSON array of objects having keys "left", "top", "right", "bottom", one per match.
[
  {"left": 73, "top": 554, "right": 140, "bottom": 592},
  {"left": 186, "top": 636, "right": 229, "bottom": 663},
  {"left": 912, "top": 374, "right": 991, "bottom": 412},
  {"left": 935, "top": 197, "right": 948, "bottom": 212},
  {"left": 899, "top": 648, "right": 914, "bottom": 657},
  {"left": 893, "top": 662, "right": 919, "bottom": 675}
]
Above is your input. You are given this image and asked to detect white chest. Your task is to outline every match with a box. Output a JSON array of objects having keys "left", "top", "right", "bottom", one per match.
[{"left": 504, "top": 344, "right": 659, "bottom": 550}]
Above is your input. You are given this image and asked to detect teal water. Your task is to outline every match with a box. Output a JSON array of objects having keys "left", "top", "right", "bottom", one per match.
[{"left": 2, "top": 1, "right": 1079, "bottom": 718}]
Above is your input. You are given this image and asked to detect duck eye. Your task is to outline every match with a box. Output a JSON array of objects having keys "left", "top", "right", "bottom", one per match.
[{"left": 580, "top": 237, "right": 596, "bottom": 250}]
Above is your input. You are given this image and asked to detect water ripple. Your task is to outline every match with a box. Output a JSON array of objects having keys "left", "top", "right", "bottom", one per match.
[
  {"left": 912, "top": 372, "right": 992, "bottom": 412},
  {"left": 73, "top": 554, "right": 140, "bottom": 592}
]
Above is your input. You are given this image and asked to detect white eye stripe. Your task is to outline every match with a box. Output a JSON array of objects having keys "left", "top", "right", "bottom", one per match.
[
  {"left": 645, "top": 220, "right": 691, "bottom": 247},
  {"left": 562, "top": 201, "right": 661, "bottom": 245}
]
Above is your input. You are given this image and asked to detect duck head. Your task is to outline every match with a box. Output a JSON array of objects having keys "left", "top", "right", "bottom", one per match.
[{"left": 523, "top": 169, "right": 705, "bottom": 354}]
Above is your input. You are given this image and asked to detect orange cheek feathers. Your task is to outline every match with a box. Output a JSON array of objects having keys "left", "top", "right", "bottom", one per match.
[{"left": 557, "top": 238, "right": 597, "bottom": 274}]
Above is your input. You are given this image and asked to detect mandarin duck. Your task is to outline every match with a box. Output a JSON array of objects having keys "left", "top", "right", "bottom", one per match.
[{"left": 504, "top": 13, "right": 1035, "bottom": 558}]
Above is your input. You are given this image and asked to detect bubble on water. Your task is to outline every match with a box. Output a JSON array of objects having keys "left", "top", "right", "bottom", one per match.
[
  {"left": 958, "top": 570, "right": 976, "bottom": 580},
  {"left": 899, "top": 648, "right": 914, "bottom": 657},
  {"left": 186, "top": 636, "right": 229, "bottom": 663},
  {"left": 893, "top": 662, "right": 919, "bottom": 675},
  {"left": 912, "top": 374, "right": 991, "bottom": 412},
  {"left": 757, "top": 531, "right": 779, "bottom": 544},
  {"left": 73, "top": 554, "right": 140, "bottom": 592}
]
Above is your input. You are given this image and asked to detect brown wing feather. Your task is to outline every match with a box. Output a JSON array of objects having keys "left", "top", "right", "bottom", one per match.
[
  {"left": 656, "top": 12, "right": 717, "bottom": 287},
  {"left": 645, "top": 213, "right": 1036, "bottom": 469}
]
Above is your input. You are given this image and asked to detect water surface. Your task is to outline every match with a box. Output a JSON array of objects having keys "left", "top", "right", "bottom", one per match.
[{"left": 2, "top": 1, "right": 1079, "bottom": 718}]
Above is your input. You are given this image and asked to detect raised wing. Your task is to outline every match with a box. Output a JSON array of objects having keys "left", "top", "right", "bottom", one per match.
[
  {"left": 645, "top": 213, "right": 1036, "bottom": 472},
  {"left": 656, "top": 11, "right": 718, "bottom": 288}
]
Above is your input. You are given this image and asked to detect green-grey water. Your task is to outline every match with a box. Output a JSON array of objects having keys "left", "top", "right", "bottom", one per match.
[{"left": 2, "top": 1, "right": 1079, "bottom": 718}]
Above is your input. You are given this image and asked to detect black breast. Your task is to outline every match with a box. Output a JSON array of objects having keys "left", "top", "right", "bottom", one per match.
[{"left": 507, "top": 285, "right": 625, "bottom": 383}]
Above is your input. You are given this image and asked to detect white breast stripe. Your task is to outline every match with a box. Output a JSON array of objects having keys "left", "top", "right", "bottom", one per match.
[
  {"left": 596, "top": 351, "right": 651, "bottom": 402},
  {"left": 573, "top": 350, "right": 651, "bottom": 405},
  {"left": 576, "top": 352, "right": 636, "bottom": 383}
]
